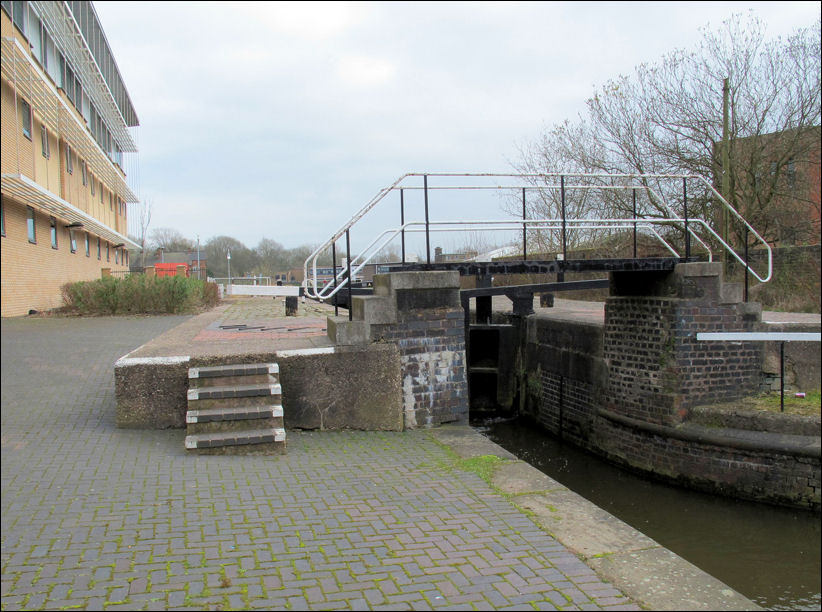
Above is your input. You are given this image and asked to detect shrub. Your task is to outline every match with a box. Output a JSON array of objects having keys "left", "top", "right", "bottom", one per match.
[{"left": 61, "top": 275, "right": 221, "bottom": 315}]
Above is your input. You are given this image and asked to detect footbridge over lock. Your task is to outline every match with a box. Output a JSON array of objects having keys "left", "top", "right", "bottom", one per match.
[
  {"left": 309, "top": 172, "right": 819, "bottom": 509},
  {"left": 308, "top": 171, "right": 773, "bottom": 423}
]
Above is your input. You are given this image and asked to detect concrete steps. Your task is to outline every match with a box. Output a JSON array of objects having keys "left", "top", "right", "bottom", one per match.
[{"left": 185, "top": 363, "right": 286, "bottom": 454}]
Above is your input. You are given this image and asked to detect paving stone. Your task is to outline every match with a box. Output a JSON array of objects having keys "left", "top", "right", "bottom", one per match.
[{"left": 0, "top": 314, "right": 641, "bottom": 612}]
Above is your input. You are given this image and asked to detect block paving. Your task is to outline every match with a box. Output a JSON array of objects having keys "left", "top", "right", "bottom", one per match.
[{"left": 1, "top": 313, "right": 638, "bottom": 610}]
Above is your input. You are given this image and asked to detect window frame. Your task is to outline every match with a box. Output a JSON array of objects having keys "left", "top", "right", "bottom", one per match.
[
  {"left": 50, "top": 216, "right": 58, "bottom": 249},
  {"left": 40, "top": 124, "right": 50, "bottom": 158},
  {"left": 27, "top": 206, "right": 36, "bottom": 243},
  {"left": 69, "top": 228, "right": 77, "bottom": 253},
  {"left": 85, "top": 232, "right": 90, "bottom": 257},
  {"left": 65, "top": 143, "right": 73, "bottom": 174},
  {"left": 20, "top": 99, "right": 32, "bottom": 140}
]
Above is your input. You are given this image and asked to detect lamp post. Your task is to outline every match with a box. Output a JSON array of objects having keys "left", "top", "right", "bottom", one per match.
[
  {"left": 227, "top": 249, "right": 231, "bottom": 295},
  {"left": 196, "top": 235, "right": 201, "bottom": 280}
]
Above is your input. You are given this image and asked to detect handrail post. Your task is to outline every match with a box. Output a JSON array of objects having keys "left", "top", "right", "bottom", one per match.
[
  {"left": 632, "top": 187, "right": 637, "bottom": 258},
  {"left": 400, "top": 188, "right": 406, "bottom": 265},
  {"left": 780, "top": 341, "right": 785, "bottom": 412},
  {"left": 744, "top": 228, "right": 749, "bottom": 303},
  {"left": 424, "top": 174, "right": 431, "bottom": 265},
  {"left": 332, "top": 241, "right": 338, "bottom": 317},
  {"left": 522, "top": 187, "right": 527, "bottom": 260},
  {"left": 560, "top": 175, "right": 567, "bottom": 261},
  {"left": 346, "top": 229, "right": 353, "bottom": 322},
  {"left": 683, "top": 177, "right": 690, "bottom": 259}
]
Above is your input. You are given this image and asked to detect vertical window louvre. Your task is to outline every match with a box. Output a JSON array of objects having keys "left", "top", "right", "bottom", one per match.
[
  {"left": 69, "top": 229, "right": 77, "bottom": 253},
  {"left": 50, "top": 217, "right": 57, "bottom": 248},
  {"left": 90, "top": 174, "right": 95, "bottom": 195},
  {"left": 27, "top": 207, "right": 36, "bottom": 243},
  {"left": 81, "top": 160, "right": 88, "bottom": 186},
  {"left": 85, "top": 233, "right": 90, "bottom": 257},
  {"left": 106, "top": 243, "right": 110, "bottom": 261},
  {"left": 97, "top": 237, "right": 101, "bottom": 259},
  {"left": 65, "top": 144, "right": 73, "bottom": 174}
]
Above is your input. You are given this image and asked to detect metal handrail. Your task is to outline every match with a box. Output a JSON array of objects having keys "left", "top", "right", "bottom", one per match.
[{"left": 304, "top": 173, "right": 772, "bottom": 300}]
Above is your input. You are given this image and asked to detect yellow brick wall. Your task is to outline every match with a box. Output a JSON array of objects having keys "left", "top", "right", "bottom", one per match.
[
  {"left": 1, "top": 197, "right": 130, "bottom": 317},
  {"left": 1, "top": 10, "right": 134, "bottom": 318}
]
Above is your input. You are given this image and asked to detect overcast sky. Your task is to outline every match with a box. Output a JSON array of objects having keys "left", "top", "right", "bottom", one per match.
[{"left": 93, "top": 1, "right": 821, "bottom": 255}]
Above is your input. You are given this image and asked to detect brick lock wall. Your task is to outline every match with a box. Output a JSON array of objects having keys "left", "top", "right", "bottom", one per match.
[
  {"left": 371, "top": 307, "right": 468, "bottom": 429},
  {"left": 523, "top": 263, "right": 818, "bottom": 509},
  {"left": 595, "top": 416, "right": 820, "bottom": 510},
  {"left": 537, "top": 370, "right": 596, "bottom": 448},
  {"left": 604, "top": 278, "right": 761, "bottom": 426}
]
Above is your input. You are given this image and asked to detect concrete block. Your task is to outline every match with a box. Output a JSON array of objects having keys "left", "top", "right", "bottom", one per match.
[
  {"left": 720, "top": 282, "right": 743, "bottom": 304},
  {"left": 374, "top": 270, "right": 461, "bottom": 293},
  {"left": 352, "top": 295, "right": 396, "bottom": 324},
  {"left": 326, "top": 316, "right": 369, "bottom": 346},
  {"left": 675, "top": 262, "right": 722, "bottom": 278}
]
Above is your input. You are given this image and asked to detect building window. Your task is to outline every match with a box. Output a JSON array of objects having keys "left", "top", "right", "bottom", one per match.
[
  {"left": 109, "top": 193, "right": 113, "bottom": 211},
  {"left": 69, "top": 229, "right": 77, "bottom": 253},
  {"left": 27, "top": 206, "right": 36, "bottom": 243},
  {"left": 787, "top": 158, "right": 796, "bottom": 191},
  {"left": 1, "top": 196, "right": 6, "bottom": 237},
  {"left": 11, "top": 0, "right": 26, "bottom": 34},
  {"left": 99, "top": 182, "right": 103, "bottom": 203},
  {"left": 81, "top": 160, "right": 88, "bottom": 185},
  {"left": 65, "top": 143, "right": 73, "bottom": 174},
  {"left": 41, "top": 124, "right": 50, "bottom": 158},
  {"left": 115, "top": 248, "right": 120, "bottom": 265},
  {"left": 106, "top": 243, "right": 110, "bottom": 262},
  {"left": 97, "top": 237, "right": 101, "bottom": 259},
  {"left": 20, "top": 99, "right": 32, "bottom": 140},
  {"left": 50, "top": 217, "right": 58, "bottom": 249},
  {"left": 90, "top": 174, "right": 95, "bottom": 196},
  {"left": 85, "top": 233, "right": 90, "bottom": 256}
]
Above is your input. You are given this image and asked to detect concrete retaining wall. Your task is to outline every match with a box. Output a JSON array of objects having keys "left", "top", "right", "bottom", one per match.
[{"left": 115, "top": 344, "right": 403, "bottom": 431}]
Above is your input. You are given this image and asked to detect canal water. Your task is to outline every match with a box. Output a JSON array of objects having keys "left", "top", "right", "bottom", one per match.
[{"left": 475, "top": 416, "right": 821, "bottom": 611}]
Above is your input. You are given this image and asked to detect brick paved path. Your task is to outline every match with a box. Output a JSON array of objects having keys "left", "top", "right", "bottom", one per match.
[{"left": 1, "top": 315, "right": 637, "bottom": 611}]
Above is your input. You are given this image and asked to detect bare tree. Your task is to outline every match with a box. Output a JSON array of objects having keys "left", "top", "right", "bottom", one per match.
[
  {"left": 149, "top": 227, "right": 194, "bottom": 252},
  {"left": 135, "top": 199, "right": 152, "bottom": 268},
  {"left": 514, "top": 14, "right": 821, "bottom": 250}
]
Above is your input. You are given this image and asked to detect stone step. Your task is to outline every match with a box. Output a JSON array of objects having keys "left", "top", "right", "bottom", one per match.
[
  {"left": 186, "top": 405, "right": 284, "bottom": 424},
  {"left": 186, "top": 405, "right": 283, "bottom": 434},
  {"left": 184, "top": 428, "right": 287, "bottom": 455},
  {"left": 187, "top": 382, "right": 281, "bottom": 402},
  {"left": 189, "top": 363, "right": 279, "bottom": 379},
  {"left": 188, "top": 363, "right": 279, "bottom": 387}
]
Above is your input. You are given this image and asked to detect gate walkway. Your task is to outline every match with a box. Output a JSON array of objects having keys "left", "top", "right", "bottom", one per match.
[{"left": 1, "top": 306, "right": 759, "bottom": 610}]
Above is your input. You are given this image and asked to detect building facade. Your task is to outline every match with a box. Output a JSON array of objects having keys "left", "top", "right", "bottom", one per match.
[{"left": 1, "top": 1, "right": 139, "bottom": 316}]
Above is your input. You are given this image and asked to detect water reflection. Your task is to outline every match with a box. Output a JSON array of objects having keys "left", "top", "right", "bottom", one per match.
[{"left": 475, "top": 416, "right": 821, "bottom": 611}]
